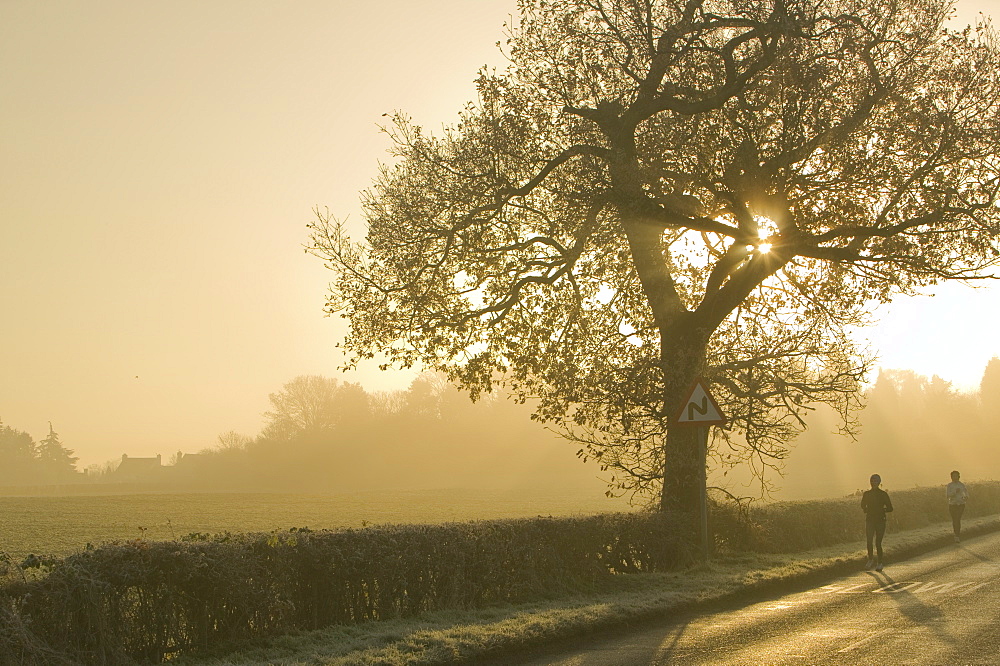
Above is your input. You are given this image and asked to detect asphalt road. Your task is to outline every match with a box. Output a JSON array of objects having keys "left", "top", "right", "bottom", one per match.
[{"left": 512, "top": 531, "right": 1000, "bottom": 665}]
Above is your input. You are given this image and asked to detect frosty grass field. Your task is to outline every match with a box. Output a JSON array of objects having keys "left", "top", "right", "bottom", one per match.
[{"left": 0, "top": 488, "right": 634, "bottom": 560}]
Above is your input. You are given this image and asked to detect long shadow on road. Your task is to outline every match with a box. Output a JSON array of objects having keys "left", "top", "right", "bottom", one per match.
[{"left": 864, "top": 570, "right": 950, "bottom": 644}]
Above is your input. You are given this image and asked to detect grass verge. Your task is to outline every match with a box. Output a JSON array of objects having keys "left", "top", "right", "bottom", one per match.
[{"left": 174, "top": 514, "right": 1000, "bottom": 665}]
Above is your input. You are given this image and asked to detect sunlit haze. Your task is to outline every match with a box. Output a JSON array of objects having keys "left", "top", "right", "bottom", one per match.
[{"left": 1, "top": 0, "right": 997, "bottom": 496}]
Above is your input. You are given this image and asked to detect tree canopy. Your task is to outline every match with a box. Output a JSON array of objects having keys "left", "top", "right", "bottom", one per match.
[
  {"left": 311, "top": 0, "right": 1000, "bottom": 512},
  {"left": 0, "top": 420, "right": 79, "bottom": 485},
  {"left": 261, "top": 375, "right": 371, "bottom": 441}
]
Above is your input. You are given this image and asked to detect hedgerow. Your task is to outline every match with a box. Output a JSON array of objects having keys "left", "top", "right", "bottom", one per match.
[{"left": 0, "top": 512, "right": 691, "bottom": 664}]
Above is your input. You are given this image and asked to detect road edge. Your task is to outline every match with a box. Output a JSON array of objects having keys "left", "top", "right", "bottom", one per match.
[{"left": 467, "top": 516, "right": 1000, "bottom": 665}]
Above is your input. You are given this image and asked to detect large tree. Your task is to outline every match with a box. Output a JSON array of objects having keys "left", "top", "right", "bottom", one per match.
[
  {"left": 311, "top": 0, "right": 1000, "bottom": 514},
  {"left": 35, "top": 422, "right": 79, "bottom": 482},
  {"left": 261, "top": 375, "right": 371, "bottom": 441}
]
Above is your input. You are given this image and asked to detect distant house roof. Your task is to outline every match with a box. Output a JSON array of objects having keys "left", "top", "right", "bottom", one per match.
[
  {"left": 116, "top": 453, "right": 162, "bottom": 479},
  {"left": 174, "top": 452, "right": 203, "bottom": 465}
]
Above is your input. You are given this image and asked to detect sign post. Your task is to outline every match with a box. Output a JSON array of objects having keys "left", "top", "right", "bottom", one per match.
[{"left": 674, "top": 377, "right": 726, "bottom": 561}]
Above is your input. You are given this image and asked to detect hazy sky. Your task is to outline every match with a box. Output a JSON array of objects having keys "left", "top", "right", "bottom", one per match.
[{"left": 2, "top": 0, "right": 997, "bottom": 469}]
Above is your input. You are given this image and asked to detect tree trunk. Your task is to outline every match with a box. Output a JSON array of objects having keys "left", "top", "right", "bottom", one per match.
[
  {"left": 658, "top": 325, "right": 709, "bottom": 515},
  {"left": 660, "top": 425, "right": 705, "bottom": 514}
]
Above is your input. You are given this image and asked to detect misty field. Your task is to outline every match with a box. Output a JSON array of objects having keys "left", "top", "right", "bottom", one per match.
[{"left": 0, "top": 488, "right": 634, "bottom": 560}]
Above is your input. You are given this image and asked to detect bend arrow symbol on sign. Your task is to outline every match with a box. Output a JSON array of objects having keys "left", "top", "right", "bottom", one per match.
[{"left": 687, "top": 396, "right": 711, "bottom": 421}]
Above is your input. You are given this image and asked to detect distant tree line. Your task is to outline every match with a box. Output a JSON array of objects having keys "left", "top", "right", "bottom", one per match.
[
  {"left": 174, "top": 373, "right": 602, "bottom": 494},
  {"left": 10, "top": 358, "right": 1000, "bottom": 498},
  {"left": 739, "top": 358, "right": 1000, "bottom": 500},
  {"left": 0, "top": 420, "right": 79, "bottom": 485},
  {"left": 859, "top": 359, "right": 1000, "bottom": 489},
  {"left": 191, "top": 360, "right": 1000, "bottom": 499}
]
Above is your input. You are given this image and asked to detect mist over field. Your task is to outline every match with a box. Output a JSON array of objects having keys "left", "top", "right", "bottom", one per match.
[
  {"left": 720, "top": 361, "right": 1000, "bottom": 501},
  {"left": 0, "top": 374, "right": 615, "bottom": 497},
  {"left": 4, "top": 359, "right": 1000, "bottom": 506}
]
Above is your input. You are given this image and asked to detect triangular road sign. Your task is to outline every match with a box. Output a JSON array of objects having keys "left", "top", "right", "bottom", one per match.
[{"left": 675, "top": 377, "right": 726, "bottom": 426}]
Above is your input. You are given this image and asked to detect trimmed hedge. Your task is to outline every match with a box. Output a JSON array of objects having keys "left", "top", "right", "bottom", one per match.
[{"left": 0, "top": 512, "right": 693, "bottom": 664}]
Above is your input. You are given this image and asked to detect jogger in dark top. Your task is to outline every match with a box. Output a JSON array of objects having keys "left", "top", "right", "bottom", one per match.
[{"left": 862, "top": 473, "right": 893, "bottom": 571}]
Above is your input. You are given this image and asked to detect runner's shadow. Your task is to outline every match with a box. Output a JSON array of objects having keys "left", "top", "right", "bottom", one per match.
[
  {"left": 957, "top": 544, "right": 992, "bottom": 563},
  {"left": 865, "top": 570, "right": 951, "bottom": 639},
  {"left": 647, "top": 620, "right": 693, "bottom": 662}
]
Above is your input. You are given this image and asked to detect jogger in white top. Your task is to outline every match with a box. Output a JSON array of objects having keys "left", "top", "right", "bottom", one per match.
[{"left": 946, "top": 470, "right": 969, "bottom": 543}]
